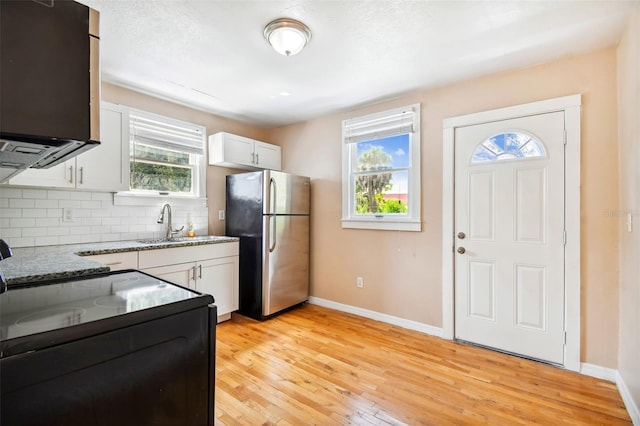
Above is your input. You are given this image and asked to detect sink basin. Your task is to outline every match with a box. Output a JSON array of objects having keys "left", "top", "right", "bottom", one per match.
[{"left": 137, "top": 235, "right": 231, "bottom": 245}]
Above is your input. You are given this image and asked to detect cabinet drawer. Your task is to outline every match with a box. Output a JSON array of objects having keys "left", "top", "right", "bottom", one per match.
[
  {"left": 138, "top": 242, "right": 239, "bottom": 269},
  {"left": 84, "top": 251, "right": 138, "bottom": 271}
]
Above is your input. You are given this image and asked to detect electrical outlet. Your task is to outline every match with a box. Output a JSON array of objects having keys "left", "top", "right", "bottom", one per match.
[
  {"left": 356, "top": 276, "right": 364, "bottom": 288},
  {"left": 62, "top": 208, "right": 73, "bottom": 222},
  {"left": 218, "top": 210, "right": 225, "bottom": 221}
]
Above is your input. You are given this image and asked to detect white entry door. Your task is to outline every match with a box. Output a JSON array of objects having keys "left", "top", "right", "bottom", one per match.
[{"left": 454, "top": 111, "right": 566, "bottom": 364}]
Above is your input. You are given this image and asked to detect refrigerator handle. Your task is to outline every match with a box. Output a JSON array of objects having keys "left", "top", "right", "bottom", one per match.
[{"left": 269, "top": 177, "right": 277, "bottom": 252}]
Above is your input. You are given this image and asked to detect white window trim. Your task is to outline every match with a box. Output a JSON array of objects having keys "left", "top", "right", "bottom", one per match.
[
  {"left": 117, "top": 107, "right": 207, "bottom": 202},
  {"left": 341, "top": 103, "right": 421, "bottom": 231}
]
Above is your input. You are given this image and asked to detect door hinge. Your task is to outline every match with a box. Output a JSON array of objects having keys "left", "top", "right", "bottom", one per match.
[
  {"left": 563, "top": 229, "right": 567, "bottom": 246},
  {"left": 563, "top": 129, "right": 567, "bottom": 145}
]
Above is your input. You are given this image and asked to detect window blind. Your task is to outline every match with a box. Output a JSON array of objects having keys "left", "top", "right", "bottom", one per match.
[
  {"left": 343, "top": 106, "right": 416, "bottom": 144},
  {"left": 130, "top": 111, "right": 205, "bottom": 156}
]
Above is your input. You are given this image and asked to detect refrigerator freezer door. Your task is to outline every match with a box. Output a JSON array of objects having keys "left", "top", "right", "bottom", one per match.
[
  {"left": 263, "top": 170, "right": 310, "bottom": 215},
  {"left": 262, "top": 214, "right": 310, "bottom": 316}
]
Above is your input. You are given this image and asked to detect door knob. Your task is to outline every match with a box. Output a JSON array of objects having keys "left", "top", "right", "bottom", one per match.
[
  {"left": 457, "top": 247, "right": 466, "bottom": 254},
  {"left": 457, "top": 232, "right": 466, "bottom": 239}
]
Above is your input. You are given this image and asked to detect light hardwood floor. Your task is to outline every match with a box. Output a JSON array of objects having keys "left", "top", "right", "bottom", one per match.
[{"left": 214, "top": 304, "right": 631, "bottom": 425}]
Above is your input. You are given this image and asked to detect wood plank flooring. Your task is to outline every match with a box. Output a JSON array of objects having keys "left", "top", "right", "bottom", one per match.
[{"left": 214, "top": 304, "right": 631, "bottom": 425}]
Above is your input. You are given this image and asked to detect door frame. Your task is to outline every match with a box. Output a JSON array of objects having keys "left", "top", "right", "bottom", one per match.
[{"left": 441, "top": 94, "right": 582, "bottom": 372}]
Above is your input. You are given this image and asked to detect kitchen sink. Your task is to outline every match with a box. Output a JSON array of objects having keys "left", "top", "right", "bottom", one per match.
[{"left": 137, "top": 235, "right": 232, "bottom": 245}]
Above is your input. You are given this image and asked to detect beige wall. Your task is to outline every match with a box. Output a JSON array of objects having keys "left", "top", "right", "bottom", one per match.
[
  {"left": 101, "top": 83, "right": 269, "bottom": 235},
  {"left": 617, "top": 3, "right": 640, "bottom": 414},
  {"left": 269, "top": 47, "right": 621, "bottom": 367}
]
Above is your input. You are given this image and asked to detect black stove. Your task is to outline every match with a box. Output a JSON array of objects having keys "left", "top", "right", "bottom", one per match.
[{"left": 0, "top": 269, "right": 217, "bottom": 425}]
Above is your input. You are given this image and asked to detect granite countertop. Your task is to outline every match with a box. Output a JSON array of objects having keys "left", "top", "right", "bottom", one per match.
[{"left": 0, "top": 236, "right": 239, "bottom": 286}]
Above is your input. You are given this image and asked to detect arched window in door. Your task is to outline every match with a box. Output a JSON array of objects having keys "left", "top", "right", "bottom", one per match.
[{"left": 471, "top": 131, "right": 546, "bottom": 163}]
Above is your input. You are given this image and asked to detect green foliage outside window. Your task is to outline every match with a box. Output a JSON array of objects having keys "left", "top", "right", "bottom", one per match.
[
  {"left": 130, "top": 162, "right": 192, "bottom": 193},
  {"left": 130, "top": 143, "right": 193, "bottom": 193},
  {"left": 355, "top": 146, "right": 408, "bottom": 214}
]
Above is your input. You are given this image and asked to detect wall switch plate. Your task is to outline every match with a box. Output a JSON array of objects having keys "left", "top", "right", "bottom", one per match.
[
  {"left": 218, "top": 210, "right": 225, "bottom": 221},
  {"left": 62, "top": 208, "right": 73, "bottom": 222},
  {"left": 356, "top": 276, "right": 364, "bottom": 288}
]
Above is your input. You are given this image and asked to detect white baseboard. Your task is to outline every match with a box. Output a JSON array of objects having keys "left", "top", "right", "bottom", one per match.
[
  {"left": 581, "top": 363, "right": 640, "bottom": 425},
  {"left": 307, "top": 296, "right": 444, "bottom": 338},
  {"left": 581, "top": 363, "right": 618, "bottom": 382},
  {"left": 616, "top": 370, "right": 640, "bottom": 425}
]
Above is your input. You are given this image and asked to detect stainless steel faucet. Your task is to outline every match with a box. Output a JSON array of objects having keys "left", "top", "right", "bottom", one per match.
[{"left": 157, "top": 203, "right": 184, "bottom": 240}]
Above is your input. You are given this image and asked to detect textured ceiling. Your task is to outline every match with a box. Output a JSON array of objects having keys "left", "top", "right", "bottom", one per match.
[{"left": 79, "top": 0, "right": 638, "bottom": 127}]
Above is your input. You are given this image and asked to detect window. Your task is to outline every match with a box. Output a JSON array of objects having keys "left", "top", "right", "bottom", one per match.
[
  {"left": 471, "top": 131, "right": 546, "bottom": 163},
  {"left": 128, "top": 109, "right": 206, "bottom": 198},
  {"left": 342, "top": 103, "right": 421, "bottom": 231}
]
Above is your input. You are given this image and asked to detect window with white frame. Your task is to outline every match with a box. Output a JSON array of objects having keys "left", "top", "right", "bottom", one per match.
[
  {"left": 128, "top": 109, "right": 206, "bottom": 198},
  {"left": 342, "top": 103, "right": 421, "bottom": 231}
]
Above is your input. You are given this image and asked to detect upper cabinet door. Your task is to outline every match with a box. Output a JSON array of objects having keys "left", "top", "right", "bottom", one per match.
[
  {"left": 208, "top": 132, "right": 282, "bottom": 171},
  {"left": 76, "top": 103, "right": 129, "bottom": 191},
  {"left": 221, "top": 133, "right": 255, "bottom": 168},
  {"left": 254, "top": 141, "right": 281, "bottom": 171}
]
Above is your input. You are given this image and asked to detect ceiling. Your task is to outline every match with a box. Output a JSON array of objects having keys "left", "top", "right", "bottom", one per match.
[{"left": 79, "top": 0, "right": 638, "bottom": 128}]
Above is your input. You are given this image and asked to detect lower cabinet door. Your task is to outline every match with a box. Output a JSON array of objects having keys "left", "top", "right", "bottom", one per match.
[{"left": 197, "top": 257, "right": 239, "bottom": 317}]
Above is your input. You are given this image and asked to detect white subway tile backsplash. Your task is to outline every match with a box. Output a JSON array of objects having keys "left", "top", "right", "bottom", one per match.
[
  {"left": 9, "top": 199, "right": 35, "bottom": 209},
  {"left": 35, "top": 218, "right": 60, "bottom": 227},
  {"left": 59, "top": 200, "right": 83, "bottom": 209},
  {"left": 69, "top": 192, "right": 91, "bottom": 201},
  {"left": 0, "top": 188, "right": 210, "bottom": 248},
  {"left": 22, "top": 189, "right": 47, "bottom": 199},
  {"left": 47, "top": 191, "right": 71, "bottom": 200},
  {"left": 35, "top": 199, "right": 59, "bottom": 209},
  {"left": 10, "top": 237, "right": 35, "bottom": 247},
  {"left": 1, "top": 228, "right": 22, "bottom": 238},
  {"left": 91, "top": 225, "right": 111, "bottom": 234},
  {"left": 1, "top": 188, "right": 22, "bottom": 198},
  {"left": 46, "top": 208, "right": 62, "bottom": 218},
  {"left": 81, "top": 217, "right": 102, "bottom": 226},
  {"left": 69, "top": 226, "right": 92, "bottom": 235},
  {"left": 1, "top": 208, "right": 22, "bottom": 218},
  {"left": 47, "top": 227, "right": 69, "bottom": 236},
  {"left": 81, "top": 200, "right": 101, "bottom": 209},
  {"left": 35, "top": 236, "right": 59, "bottom": 246},
  {"left": 22, "top": 209, "right": 48, "bottom": 218},
  {"left": 11, "top": 218, "right": 36, "bottom": 228},
  {"left": 110, "top": 225, "right": 130, "bottom": 233}
]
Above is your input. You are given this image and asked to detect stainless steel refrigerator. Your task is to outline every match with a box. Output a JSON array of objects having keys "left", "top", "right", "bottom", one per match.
[{"left": 225, "top": 170, "right": 310, "bottom": 320}]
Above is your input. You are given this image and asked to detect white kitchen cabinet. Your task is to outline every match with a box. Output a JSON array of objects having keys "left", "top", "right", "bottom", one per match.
[
  {"left": 139, "top": 242, "right": 239, "bottom": 322},
  {"left": 8, "top": 102, "right": 130, "bottom": 191},
  {"left": 83, "top": 251, "right": 139, "bottom": 271},
  {"left": 208, "top": 131, "right": 281, "bottom": 171}
]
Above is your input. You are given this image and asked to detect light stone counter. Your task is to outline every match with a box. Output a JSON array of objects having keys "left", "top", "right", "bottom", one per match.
[{"left": 0, "top": 236, "right": 239, "bottom": 286}]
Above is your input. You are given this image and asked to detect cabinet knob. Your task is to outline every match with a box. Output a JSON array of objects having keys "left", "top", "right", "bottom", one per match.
[
  {"left": 457, "top": 232, "right": 466, "bottom": 239},
  {"left": 457, "top": 247, "right": 466, "bottom": 254}
]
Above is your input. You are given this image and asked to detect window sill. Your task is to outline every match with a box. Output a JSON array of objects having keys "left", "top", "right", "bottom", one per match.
[
  {"left": 114, "top": 192, "right": 208, "bottom": 208},
  {"left": 341, "top": 219, "right": 421, "bottom": 232}
]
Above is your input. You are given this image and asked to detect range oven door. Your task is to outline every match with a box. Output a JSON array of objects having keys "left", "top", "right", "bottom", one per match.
[{"left": 1, "top": 302, "right": 217, "bottom": 426}]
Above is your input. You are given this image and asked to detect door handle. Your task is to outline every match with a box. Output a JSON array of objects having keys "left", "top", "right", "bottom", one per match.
[
  {"left": 457, "top": 247, "right": 466, "bottom": 254},
  {"left": 457, "top": 232, "right": 466, "bottom": 239}
]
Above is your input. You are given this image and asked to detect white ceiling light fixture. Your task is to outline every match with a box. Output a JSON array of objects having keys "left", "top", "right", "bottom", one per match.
[{"left": 264, "top": 18, "right": 311, "bottom": 56}]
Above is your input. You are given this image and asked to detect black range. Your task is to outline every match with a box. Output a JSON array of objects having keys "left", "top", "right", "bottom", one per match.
[{"left": 0, "top": 269, "right": 217, "bottom": 426}]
